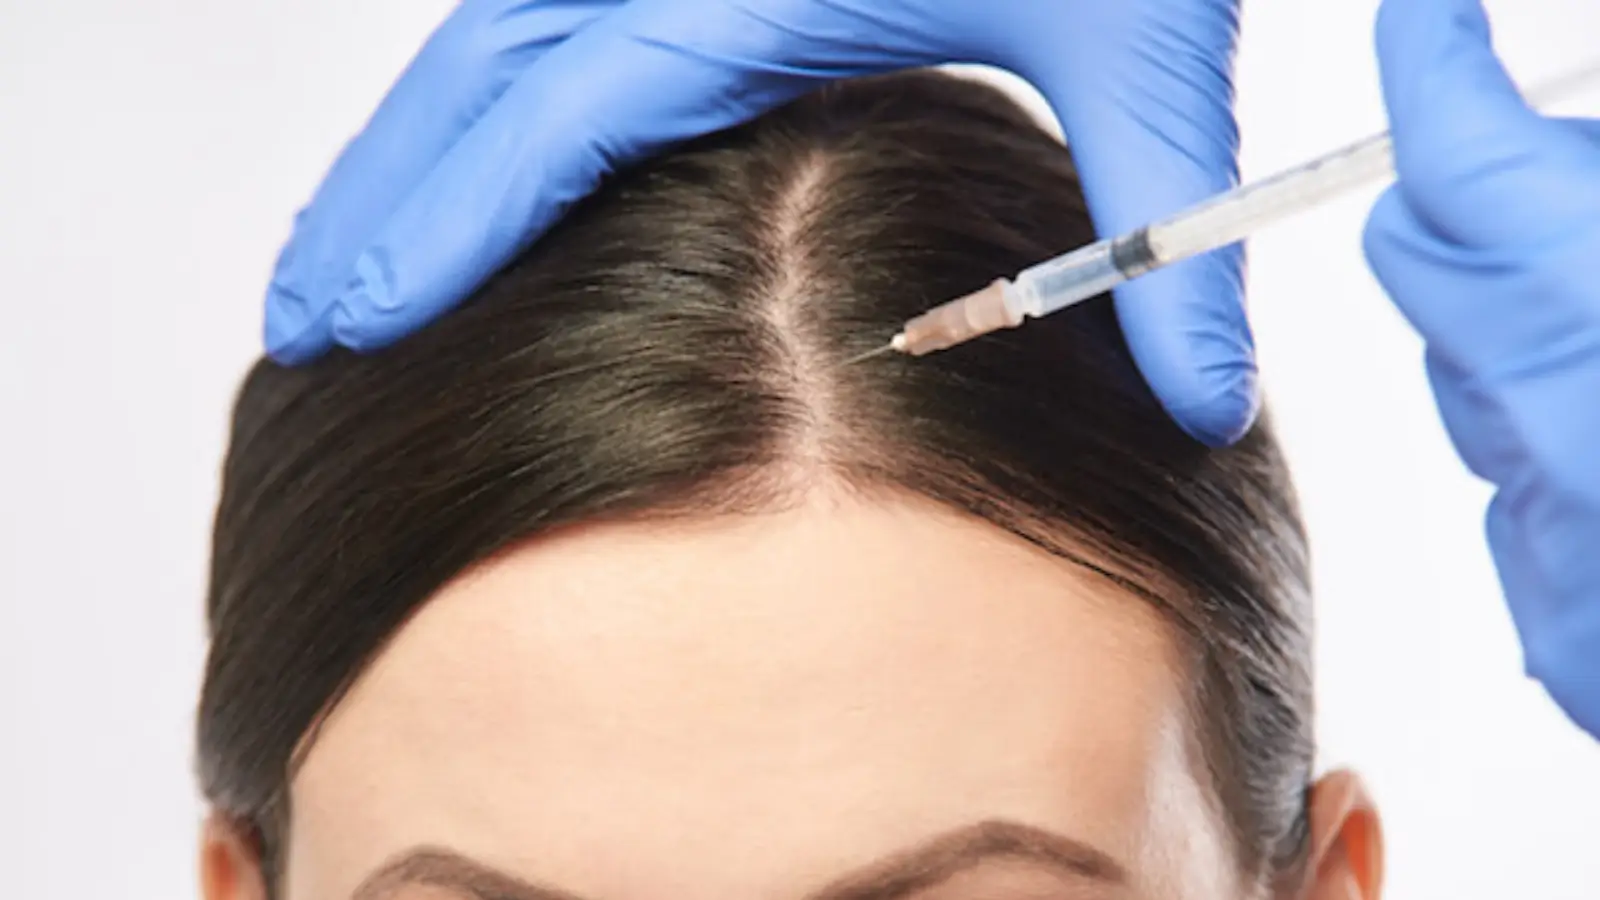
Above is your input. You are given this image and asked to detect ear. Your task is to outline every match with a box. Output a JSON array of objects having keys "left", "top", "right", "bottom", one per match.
[
  {"left": 200, "top": 812, "right": 270, "bottom": 900},
  {"left": 1295, "top": 768, "right": 1384, "bottom": 899}
]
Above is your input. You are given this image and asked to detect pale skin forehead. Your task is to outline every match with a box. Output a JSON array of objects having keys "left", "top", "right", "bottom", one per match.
[{"left": 285, "top": 490, "right": 1238, "bottom": 900}]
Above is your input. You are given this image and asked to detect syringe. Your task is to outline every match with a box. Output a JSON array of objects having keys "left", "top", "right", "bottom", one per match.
[{"left": 885, "top": 60, "right": 1600, "bottom": 359}]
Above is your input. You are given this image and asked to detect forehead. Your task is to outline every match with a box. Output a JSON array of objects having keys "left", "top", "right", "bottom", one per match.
[{"left": 287, "top": 492, "right": 1229, "bottom": 899}]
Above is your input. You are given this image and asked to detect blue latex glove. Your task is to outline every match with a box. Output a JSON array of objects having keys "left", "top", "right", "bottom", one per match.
[
  {"left": 1365, "top": 0, "right": 1600, "bottom": 737},
  {"left": 263, "top": 0, "right": 1255, "bottom": 447}
]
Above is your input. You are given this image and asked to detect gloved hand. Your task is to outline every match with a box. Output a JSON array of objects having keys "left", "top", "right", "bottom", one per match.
[
  {"left": 262, "top": 0, "right": 1255, "bottom": 447},
  {"left": 1365, "top": 0, "right": 1600, "bottom": 737}
]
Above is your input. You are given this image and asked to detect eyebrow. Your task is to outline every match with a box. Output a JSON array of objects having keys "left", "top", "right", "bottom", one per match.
[{"left": 350, "top": 819, "right": 1127, "bottom": 900}]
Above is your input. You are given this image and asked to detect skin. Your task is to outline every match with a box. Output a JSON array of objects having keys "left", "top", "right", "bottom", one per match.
[{"left": 201, "top": 490, "right": 1383, "bottom": 900}]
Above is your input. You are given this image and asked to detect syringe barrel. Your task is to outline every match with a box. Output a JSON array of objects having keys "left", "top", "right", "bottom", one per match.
[
  {"left": 1145, "top": 133, "right": 1396, "bottom": 265},
  {"left": 1132, "top": 59, "right": 1600, "bottom": 268},
  {"left": 1013, "top": 239, "right": 1127, "bottom": 316}
]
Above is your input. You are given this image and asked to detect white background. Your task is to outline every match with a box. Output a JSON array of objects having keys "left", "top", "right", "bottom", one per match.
[{"left": 3, "top": 1, "right": 1599, "bottom": 897}]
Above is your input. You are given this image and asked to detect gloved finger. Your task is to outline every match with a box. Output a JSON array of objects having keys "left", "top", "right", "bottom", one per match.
[
  {"left": 266, "top": 0, "right": 618, "bottom": 364},
  {"left": 1427, "top": 343, "right": 1600, "bottom": 740},
  {"left": 1364, "top": 158, "right": 1600, "bottom": 384},
  {"left": 329, "top": 0, "right": 949, "bottom": 352},
  {"left": 1374, "top": 0, "right": 1600, "bottom": 248},
  {"left": 1018, "top": 1, "right": 1253, "bottom": 446}
]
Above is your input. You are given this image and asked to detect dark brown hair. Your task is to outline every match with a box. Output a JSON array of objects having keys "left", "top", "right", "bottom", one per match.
[{"left": 200, "top": 70, "right": 1312, "bottom": 894}]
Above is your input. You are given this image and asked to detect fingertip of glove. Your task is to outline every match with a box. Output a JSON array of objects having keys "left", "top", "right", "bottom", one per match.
[
  {"left": 331, "top": 281, "right": 440, "bottom": 354},
  {"left": 263, "top": 285, "right": 334, "bottom": 365},
  {"left": 1167, "top": 363, "right": 1261, "bottom": 448},
  {"left": 351, "top": 251, "right": 405, "bottom": 313},
  {"left": 328, "top": 291, "right": 392, "bottom": 354},
  {"left": 314, "top": 250, "right": 415, "bottom": 354},
  {"left": 1113, "top": 258, "right": 1258, "bottom": 447}
]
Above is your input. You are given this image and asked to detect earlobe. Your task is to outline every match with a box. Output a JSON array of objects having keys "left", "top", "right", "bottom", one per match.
[
  {"left": 1297, "top": 768, "right": 1384, "bottom": 899},
  {"left": 200, "top": 813, "right": 269, "bottom": 900}
]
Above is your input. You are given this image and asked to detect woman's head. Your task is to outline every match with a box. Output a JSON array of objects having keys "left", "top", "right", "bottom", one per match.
[{"left": 199, "top": 71, "right": 1380, "bottom": 900}]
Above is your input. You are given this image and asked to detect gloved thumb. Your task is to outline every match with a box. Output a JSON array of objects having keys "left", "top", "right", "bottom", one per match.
[{"left": 1375, "top": 0, "right": 1598, "bottom": 248}]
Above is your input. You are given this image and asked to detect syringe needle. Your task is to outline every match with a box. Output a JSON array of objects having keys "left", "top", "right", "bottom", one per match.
[{"left": 843, "top": 341, "right": 900, "bottom": 365}]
